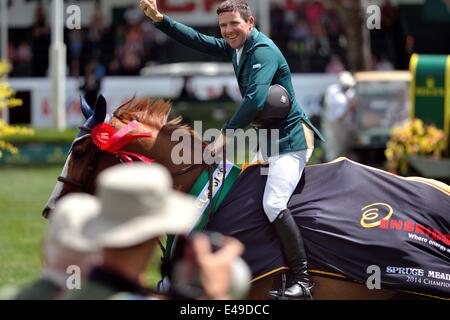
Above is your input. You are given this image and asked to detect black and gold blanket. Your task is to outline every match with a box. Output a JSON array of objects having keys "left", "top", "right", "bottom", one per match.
[{"left": 206, "top": 158, "right": 450, "bottom": 299}]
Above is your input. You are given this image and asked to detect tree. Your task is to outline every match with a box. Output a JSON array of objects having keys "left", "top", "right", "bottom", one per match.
[
  {"left": 323, "top": 0, "right": 371, "bottom": 71},
  {"left": 0, "top": 61, "right": 33, "bottom": 158}
]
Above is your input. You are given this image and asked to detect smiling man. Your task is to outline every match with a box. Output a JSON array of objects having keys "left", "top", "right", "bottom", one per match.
[{"left": 140, "top": 0, "right": 324, "bottom": 300}]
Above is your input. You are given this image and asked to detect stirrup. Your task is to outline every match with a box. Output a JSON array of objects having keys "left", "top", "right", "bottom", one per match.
[{"left": 269, "top": 279, "right": 314, "bottom": 300}]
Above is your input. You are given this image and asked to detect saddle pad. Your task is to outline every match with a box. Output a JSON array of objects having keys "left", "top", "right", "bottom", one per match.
[{"left": 208, "top": 158, "right": 450, "bottom": 299}]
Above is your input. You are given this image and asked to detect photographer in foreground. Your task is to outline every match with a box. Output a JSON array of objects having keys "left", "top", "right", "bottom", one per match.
[{"left": 65, "top": 163, "right": 248, "bottom": 300}]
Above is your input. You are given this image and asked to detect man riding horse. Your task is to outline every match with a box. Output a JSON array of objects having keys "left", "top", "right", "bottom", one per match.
[{"left": 140, "top": 0, "right": 324, "bottom": 300}]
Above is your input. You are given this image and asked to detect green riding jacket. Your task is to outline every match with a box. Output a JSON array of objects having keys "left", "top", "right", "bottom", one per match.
[{"left": 156, "top": 16, "right": 324, "bottom": 157}]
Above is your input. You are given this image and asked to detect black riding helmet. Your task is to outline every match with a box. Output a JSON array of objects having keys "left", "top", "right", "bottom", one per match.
[{"left": 253, "top": 84, "right": 292, "bottom": 127}]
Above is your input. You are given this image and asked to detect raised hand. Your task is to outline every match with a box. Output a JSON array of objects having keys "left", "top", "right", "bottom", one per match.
[{"left": 139, "top": 0, "right": 164, "bottom": 22}]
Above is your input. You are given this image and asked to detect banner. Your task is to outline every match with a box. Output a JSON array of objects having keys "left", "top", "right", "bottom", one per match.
[{"left": 410, "top": 54, "right": 450, "bottom": 148}]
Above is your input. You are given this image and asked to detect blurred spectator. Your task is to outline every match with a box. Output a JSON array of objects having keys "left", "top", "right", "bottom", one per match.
[
  {"left": 177, "top": 75, "right": 196, "bottom": 102},
  {"left": 381, "top": 0, "right": 399, "bottom": 29},
  {"left": 31, "top": 3, "right": 50, "bottom": 77},
  {"left": 121, "top": 25, "right": 145, "bottom": 75},
  {"left": 270, "top": 4, "right": 292, "bottom": 53},
  {"left": 141, "top": 20, "right": 169, "bottom": 63},
  {"left": 322, "top": 71, "right": 358, "bottom": 162},
  {"left": 375, "top": 55, "right": 394, "bottom": 71},
  {"left": 292, "top": 18, "right": 310, "bottom": 43},
  {"left": 85, "top": 2, "right": 108, "bottom": 59},
  {"left": 124, "top": 5, "right": 145, "bottom": 26},
  {"left": 287, "top": 15, "right": 311, "bottom": 72},
  {"left": 141, "top": 21, "right": 156, "bottom": 61},
  {"left": 7, "top": 43, "right": 15, "bottom": 64},
  {"left": 13, "top": 194, "right": 101, "bottom": 300},
  {"left": 108, "top": 25, "right": 127, "bottom": 75},
  {"left": 305, "top": 1, "right": 326, "bottom": 24},
  {"left": 64, "top": 163, "right": 247, "bottom": 300},
  {"left": 80, "top": 59, "right": 103, "bottom": 107},
  {"left": 13, "top": 41, "right": 33, "bottom": 77},
  {"left": 308, "top": 22, "right": 330, "bottom": 72},
  {"left": 405, "top": 35, "right": 415, "bottom": 64},
  {"left": 68, "top": 30, "right": 83, "bottom": 77},
  {"left": 381, "top": 0, "right": 400, "bottom": 68},
  {"left": 121, "top": 51, "right": 142, "bottom": 76},
  {"left": 325, "top": 8, "right": 347, "bottom": 59},
  {"left": 6, "top": 1, "right": 413, "bottom": 77},
  {"left": 325, "top": 54, "right": 345, "bottom": 74}
]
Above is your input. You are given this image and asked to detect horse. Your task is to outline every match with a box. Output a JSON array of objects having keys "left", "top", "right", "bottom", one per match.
[{"left": 44, "top": 96, "right": 449, "bottom": 300}]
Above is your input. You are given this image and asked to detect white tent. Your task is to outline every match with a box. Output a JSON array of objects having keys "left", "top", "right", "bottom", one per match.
[{"left": 141, "top": 62, "right": 234, "bottom": 77}]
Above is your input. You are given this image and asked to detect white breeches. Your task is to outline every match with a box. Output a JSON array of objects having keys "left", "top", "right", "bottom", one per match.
[{"left": 262, "top": 149, "right": 313, "bottom": 223}]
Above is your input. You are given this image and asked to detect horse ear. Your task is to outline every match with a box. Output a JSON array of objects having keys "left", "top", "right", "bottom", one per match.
[
  {"left": 80, "top": 96, "right": 93, "bottom": 119},
  {"left": 93, "top": 94, "right": 107, "bottom": 124}
]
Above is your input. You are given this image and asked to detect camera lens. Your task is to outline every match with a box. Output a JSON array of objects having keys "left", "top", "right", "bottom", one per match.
[{"left": 206, "top": 232, "right": 224, "bottom": 253}]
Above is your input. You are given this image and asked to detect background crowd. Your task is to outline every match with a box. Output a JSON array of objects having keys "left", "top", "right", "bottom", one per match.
[{"left": 6, "top": 0, "right": 413, "bottom": 79}]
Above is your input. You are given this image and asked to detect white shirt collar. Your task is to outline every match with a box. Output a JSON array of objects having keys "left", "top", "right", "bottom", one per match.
[{"left": 236, "top": 47, "right": 244, "bottom": 65}]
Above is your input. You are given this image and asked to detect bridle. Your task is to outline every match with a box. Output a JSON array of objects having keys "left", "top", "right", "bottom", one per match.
[
  {"left": 56, "top": 126, "right": 124, "bottom": 194},
  {"left": 172, "top": 163, "right": 205, "bottom": 177},
  {"left": 57, "top": 149, "right": 119, "bottom": 194},
  {"left": 56, "top": 126, "right": 206, "bottom": 193}
]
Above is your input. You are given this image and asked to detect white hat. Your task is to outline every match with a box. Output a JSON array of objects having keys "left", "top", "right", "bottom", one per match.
[
  {"left": 339, "top": 71, "right": 356, "bottom": 88},
  {"left": 83, "top": 163, "right": 198, "bottom": 248},
  {"left": 46, "top": 193, "right": 100, "bottom": 252}
]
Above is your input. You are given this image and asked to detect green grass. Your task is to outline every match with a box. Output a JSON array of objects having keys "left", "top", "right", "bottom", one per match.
[
  {"left": 0, "top": 166, "right": 61, "bottom": 287},
  {"left": 0, "top": 166, "right": 163, "bottom": 289}
]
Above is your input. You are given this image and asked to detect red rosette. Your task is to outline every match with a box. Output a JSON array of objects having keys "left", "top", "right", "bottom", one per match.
[{"left": 91, "top": 123, "right": 117, "bottom": 150}]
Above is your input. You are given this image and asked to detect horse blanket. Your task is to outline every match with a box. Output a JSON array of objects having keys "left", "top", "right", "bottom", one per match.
[{"left": 207, "top": 158, "right": 450, "bottom": 298}]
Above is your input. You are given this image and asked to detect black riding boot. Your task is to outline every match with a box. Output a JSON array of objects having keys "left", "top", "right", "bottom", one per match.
[{"left": 268, "top": 209, "right": 314, "bottom": 300}]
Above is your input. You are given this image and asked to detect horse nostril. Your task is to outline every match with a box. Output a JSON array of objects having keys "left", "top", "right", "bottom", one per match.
[{"left": 42, "top": 206, "right": 53, "bottom": 219}]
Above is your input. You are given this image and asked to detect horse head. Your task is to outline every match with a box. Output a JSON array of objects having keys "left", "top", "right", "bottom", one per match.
[
  {"left": 111, "top": 98, "right": 207, "bottom": 191},
  {"left": 42, "top": 95, "right": 120, "bottom": 218},
  {"left": 43, "top": 96, "right": 205, "bottom": 218}
]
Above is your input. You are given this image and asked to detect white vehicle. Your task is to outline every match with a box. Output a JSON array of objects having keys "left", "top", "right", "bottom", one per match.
[{"left": 351, "top": 71, "right": 411, "bottom": 163}]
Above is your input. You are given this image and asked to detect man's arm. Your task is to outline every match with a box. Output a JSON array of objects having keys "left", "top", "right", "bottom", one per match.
[
  {"left": 223, "top": 47, "right": 278, "bottom": 130},
  {"left": 140, "top": 0, "right": 230, "bottom": 58},
  {"left": 338, "top": 97, "right": 358, "bottom": 122}
]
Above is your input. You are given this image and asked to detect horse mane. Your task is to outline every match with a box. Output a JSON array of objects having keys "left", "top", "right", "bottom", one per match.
[{"left": 113, "top": 97, "right": 201, "bottom": 140}]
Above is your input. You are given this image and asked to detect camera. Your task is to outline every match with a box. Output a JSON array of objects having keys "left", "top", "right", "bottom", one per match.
[
  {"left": 168, "top": 231, "right": 251, "bottom": 300},
  {"left": 169, "top": 232, "right": 224, "bottom": 299}
]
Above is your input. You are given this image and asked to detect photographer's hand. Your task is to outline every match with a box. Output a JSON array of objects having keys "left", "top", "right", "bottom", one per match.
[{"left": 192, "top": 234, "right": 244, "bottom": 300}]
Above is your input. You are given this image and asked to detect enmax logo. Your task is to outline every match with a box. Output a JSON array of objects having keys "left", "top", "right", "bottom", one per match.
[
  {"left": 360, "top": 203, "right": 449, "bottom": 247},
  {"left": 360, "top": 203, "right": 393, "bottom": 228}
]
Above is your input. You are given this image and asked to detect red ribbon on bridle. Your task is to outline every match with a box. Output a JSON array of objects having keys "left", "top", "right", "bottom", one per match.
[{"left": 91, "top": 120, "right": 155, "bottom": 164}]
